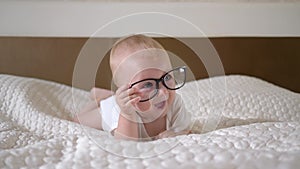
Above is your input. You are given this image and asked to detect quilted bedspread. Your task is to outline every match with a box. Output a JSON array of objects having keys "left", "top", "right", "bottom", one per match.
[{"left": 0, "top": 74, "right": 299, "bottom": 169}]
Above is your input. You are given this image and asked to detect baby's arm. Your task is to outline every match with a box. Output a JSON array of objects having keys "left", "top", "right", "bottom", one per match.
[
  {"left": 155, "top": 94, "right": 191, "bottom": 139},
  {"left": 73, "top": 87, "right": 113, "bottom": 130},
  {"left": 73, "top": 98, "right": 102, "bottom": 130},
  {"left": 114, "top": 114, "right": 139, "bottom": 140},
  {"left": 113, "top": 84, "right": 141, "bottom": 140}
]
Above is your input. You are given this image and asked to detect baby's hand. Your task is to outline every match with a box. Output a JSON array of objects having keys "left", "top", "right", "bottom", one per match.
[{"left": 115, "top": 84, "right": 141, "bottom": 121}]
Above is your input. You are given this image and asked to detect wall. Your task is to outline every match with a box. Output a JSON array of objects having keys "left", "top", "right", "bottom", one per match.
[
  {"left": 0, "top": 1, "right": 300, "bottom": 37},
  {"left": 1, "top": 1, "right": 299, "bottom": 92},
  {"left": 1, "top": 37, "right": 299, "bottom": 92}
]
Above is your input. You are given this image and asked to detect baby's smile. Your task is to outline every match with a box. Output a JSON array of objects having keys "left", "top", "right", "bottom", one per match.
[{"left": 154, "top": 100, "right": 166, "bottom": 110}]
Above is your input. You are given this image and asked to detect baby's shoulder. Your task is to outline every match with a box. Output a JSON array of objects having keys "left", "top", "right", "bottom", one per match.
[
  {"left": 169, "top": 93, "right": 184, "bottom": 112},
  {"left": 172, "top": 93, "right": 184, "bottom": 105}
]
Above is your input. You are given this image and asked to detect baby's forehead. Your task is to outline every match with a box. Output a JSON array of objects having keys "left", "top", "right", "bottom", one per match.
[
  {"left": 135, "top": 68, "right": 166, "bottom": 76},
  {"left": 130, "top": 68, "right": 166, "bottom": 82},
  {"left": 113, "top": 49, "right": 170, "bottom": 69},
  {"left": 112, "top": 47, "right": 172, "bottom": 87},
  {"left": 114, "top": 46, "right": 166, "bottom": 61}
]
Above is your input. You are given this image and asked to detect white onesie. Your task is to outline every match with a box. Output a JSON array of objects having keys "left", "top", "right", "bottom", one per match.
[{"left": 100, "top": 93, "right": 191, "bottom": 139}]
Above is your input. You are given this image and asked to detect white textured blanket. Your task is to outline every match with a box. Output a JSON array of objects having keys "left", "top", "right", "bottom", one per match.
[{"left": 0, "top": 74, "right": 299, "bottom": 169}]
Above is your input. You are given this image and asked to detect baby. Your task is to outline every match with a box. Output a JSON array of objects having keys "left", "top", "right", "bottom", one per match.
[{"left": 74, "top": 34, "right": 191, "bottom": 141}]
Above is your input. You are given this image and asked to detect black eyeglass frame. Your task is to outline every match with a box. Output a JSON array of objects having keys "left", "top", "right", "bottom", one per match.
[{"left": 129, "top": 66, "right": 187, "bottom": 102}]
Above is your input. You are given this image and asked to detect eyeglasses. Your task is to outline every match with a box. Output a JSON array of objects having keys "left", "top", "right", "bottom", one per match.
[{"left": 129, "top": 66, "right": 186, "bottom": 102}]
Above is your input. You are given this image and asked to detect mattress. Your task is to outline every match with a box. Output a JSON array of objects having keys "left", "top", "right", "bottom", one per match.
[{"left": 0, "top": 74, "right": 299, "bottom": 169}]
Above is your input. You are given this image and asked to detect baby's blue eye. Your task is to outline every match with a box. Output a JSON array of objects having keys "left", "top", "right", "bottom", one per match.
[
  {"left": 164, "top": 74, "right": 172, "bottom": 81},
  {"left": 141, "top": 82, "right": 154, "bottom": 89}
]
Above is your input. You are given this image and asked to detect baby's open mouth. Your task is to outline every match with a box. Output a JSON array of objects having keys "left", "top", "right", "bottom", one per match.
[{"left": 154, "top": 100, "right": 166, "bottom": 109}]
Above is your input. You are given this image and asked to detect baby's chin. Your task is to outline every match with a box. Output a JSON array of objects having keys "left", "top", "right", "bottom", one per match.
[{"left": 135, "top": 100, "right": 169, "bottom": 123}]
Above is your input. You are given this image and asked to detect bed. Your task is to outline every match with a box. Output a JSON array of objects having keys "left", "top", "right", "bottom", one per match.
[
  {"left": 1, "top": 0, "right": 300, "bottom": 168},
  {"left": 0, "top": 74, "right": 299, "bottom": 168}
]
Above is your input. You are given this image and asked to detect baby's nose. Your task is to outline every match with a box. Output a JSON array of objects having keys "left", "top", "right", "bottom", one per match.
[{"left": 158, "top": 82, "right": 168, "bottom": 94}]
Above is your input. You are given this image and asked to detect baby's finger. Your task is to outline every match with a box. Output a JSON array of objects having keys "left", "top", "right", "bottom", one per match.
[
  {"left": 124, "top": 94, "right": 139, "bottom": 105},
  {"left": 118, "top": 92, "right": 135, "bottom": 104},
  {"left": 128, "top": 87, "right": 138, "bottom": 95},
  {"left": 116, "top": 88, "right": 131, "bottom": 100},
  {"left": 119, "top": 89, "right": 133, "bottom": 100},
  {"left": 116, "top": 84, "right": 130, "bottom": 96},
  {"left": 124, "top": 96, "right": 140, "bottom": 108},
  {"left": 130, "top": 96, "right": 141, "bottom": 105},
  {"left": 119, "top": 87, "right": 138, "bottom": 101}
]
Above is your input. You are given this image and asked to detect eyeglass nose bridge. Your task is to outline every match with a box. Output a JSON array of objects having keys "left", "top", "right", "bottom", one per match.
[
  {"left": 154, "top": 75, "right": 169, "bottom": 90},
  {"left": 146, "top": 77, "right": 167, "bottom": 101}
]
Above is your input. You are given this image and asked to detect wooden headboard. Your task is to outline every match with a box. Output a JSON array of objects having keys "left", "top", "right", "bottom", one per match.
[{"left": 0, "top": 37, "right": 299, "bottom": 92}]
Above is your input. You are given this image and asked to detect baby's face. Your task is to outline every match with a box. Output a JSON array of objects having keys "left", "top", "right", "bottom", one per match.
[{"left": 130, "top": 68, "right": 176, "bottom": 119}]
